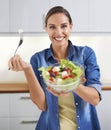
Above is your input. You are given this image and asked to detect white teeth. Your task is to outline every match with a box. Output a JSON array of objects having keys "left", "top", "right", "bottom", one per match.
[{"left": 55, "top": 37, "right": 64, "bottom": 41}]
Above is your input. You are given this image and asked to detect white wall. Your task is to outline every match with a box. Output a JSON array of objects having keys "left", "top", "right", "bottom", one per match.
[
  {"left": 0, "top": 36, "right": 50, "bottom": 83},
  {"left": 0, "top": 36, "right": 111, "bottom": 85}
]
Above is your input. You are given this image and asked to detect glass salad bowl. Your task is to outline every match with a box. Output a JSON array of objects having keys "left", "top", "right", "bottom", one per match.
[{"left": 39, "top": 59, "right": 84, "bottom": 92}]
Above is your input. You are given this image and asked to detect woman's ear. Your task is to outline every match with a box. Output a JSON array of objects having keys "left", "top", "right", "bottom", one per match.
[
  {"left": 70, "top": 23, "right": 73, "bottom": 31},
  {"left": 45, "top": 26, "right": 48, "bottom": 32}
]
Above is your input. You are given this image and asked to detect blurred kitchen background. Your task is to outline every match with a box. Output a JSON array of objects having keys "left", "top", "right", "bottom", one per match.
[
  {"left": 0, "top": 36, "right": 111, "bottom": 84},
  {"left": 0, "top": 0, "right": 111, "bottom": 130}
]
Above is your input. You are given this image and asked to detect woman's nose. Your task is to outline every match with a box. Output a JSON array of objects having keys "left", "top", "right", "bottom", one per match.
[{"left": 55, "top": 27, "right": 62, "bottom": 34}]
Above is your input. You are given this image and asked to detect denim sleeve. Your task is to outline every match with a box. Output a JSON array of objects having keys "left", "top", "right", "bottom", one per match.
[
  {"left": 84, "top": 46, "right": 102, "bottom": 99},
  {"left": 30, "top": 53, "right": 41, "bottom": 83}
]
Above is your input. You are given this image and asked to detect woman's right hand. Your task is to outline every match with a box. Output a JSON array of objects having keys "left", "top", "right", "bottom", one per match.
[{"left": 8, "top": 54, "right": 31, "bottom": 71}]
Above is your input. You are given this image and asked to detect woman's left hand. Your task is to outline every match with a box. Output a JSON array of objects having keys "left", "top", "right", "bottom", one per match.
[{"left": 46, "top": 86, "right": 70, "bottom": 97}]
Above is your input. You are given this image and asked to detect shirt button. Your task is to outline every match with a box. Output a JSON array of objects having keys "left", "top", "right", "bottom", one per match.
[
  {"left": 77, "top": 115, "right": 79, "bottom": 118},
  {"left": 75, "top": 102, "right": 78, "bottom": 105},
  {"left": 78, "top": 126, "right": 80, "bottom": 129}
]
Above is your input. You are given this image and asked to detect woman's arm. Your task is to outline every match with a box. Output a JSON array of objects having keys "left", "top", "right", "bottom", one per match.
[
  {"left": 46, "top": 78, "right": 100, "bottom": 106},
  {"left": 74, "top": 84, "right": 100, "bottom": 106},
  {"left": 8, "top": 55, "right": 47, "bottom": 111}
]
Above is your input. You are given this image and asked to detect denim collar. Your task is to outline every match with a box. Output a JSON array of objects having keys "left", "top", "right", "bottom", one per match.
[{"left": 46, "top": 40, "right": 75, "bottom": 61}]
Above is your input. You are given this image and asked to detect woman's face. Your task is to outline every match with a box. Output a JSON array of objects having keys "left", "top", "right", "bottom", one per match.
[{"left": 45, "top": 13, "right": 73, "bottom": 48}]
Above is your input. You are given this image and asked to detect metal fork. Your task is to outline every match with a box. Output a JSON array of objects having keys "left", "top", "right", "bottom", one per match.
[{"left": 8, "top": 29, "right": 23, "bottom": 70}]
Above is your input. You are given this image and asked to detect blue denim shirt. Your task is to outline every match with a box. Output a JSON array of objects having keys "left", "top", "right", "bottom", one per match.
[{"left": 30, "top": 40, "right": 102, "bottom": 130}]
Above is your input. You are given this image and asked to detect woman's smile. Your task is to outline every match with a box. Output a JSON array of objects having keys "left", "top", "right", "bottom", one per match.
[
  {"left": 54, "top": 35, "right": 65, "bottom": 42},
  {"left": 54, "top": 37, "right": 64, "bottom": 41}
]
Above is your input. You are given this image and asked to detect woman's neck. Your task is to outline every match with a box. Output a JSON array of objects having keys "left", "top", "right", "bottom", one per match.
[{"left": 53, "top": 47, "right": 68, "bottom": 61}]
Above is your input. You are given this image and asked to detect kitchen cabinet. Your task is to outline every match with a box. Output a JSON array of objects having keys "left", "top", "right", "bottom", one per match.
[
  {"left": 89, "top": 0, "right": 111, "bottom": 32},
  {"left": 1, "top": 0, "right": 111, "bottom": 33},
  {"left": 96, "top": 91, "right": 111, "bottom": 130},
  {"left": 0, "top": 94, "right": 10, "bottom": 130},
  {"left": 0, "top": 93, "right": 41, "bottom": 130},
  {"left": 9, "top": 93, "right": 41, "bottom": 130},
  {"left": 0, "top": 94, "right": 10, "bottom": 116},
  {"left": 0, "top": 0, "right": 9, "bottom": 32},
  {"left": 10, "top": 93, "right": 41, "bottom": 117},
  {"left": 1, "top": 0, "right": 89, "bottom": 33},
  {"left": 10, "top": 117, "right": 38, "bottom": 130},
  {"left": 50, "top": 0, "right": 89, "bottom": 32},
  {"left": 0, "top": 118, "right": 10, "bottom": 130},
  {"left": 51, "top": 0, "right": 111, "bottom": 33},
  {"left": 10, "top": 0, "right": 50, "bottom": 32}
]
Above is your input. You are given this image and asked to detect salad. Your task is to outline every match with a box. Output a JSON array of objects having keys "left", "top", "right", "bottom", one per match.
[{"left": 38, "top": 59, "right": 83, "bottom": 86}]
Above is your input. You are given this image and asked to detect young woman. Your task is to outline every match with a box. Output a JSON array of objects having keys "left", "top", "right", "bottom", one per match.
[{"left": 8, "top": 6, "right": 102, "bottom": 130}]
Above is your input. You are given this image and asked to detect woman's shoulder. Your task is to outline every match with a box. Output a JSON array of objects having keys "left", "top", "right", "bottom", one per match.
[
  {"left": 31, "top": 48, "right": 50, "bottom": 58},
  {"left": 73, "top": 44, "right": 93, "bottom": 50},
  {"left": 69, "top": 40, "right": 93, "bottom": 51},
  {"left": 73, "top": 44, "right": 95, "bottom": 53}
]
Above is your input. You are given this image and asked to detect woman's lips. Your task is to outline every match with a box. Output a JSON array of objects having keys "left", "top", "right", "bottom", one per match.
[{"left": 55, "top": 37, "right": 64, "bottom": 41}]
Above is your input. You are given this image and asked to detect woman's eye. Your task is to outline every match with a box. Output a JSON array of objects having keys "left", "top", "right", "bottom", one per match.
[
  {"left": 49, "top": 26, "right": 55, "bottom": 29},
  {"left": 61, "top": 25, "right": 67, "bottom": 28}
]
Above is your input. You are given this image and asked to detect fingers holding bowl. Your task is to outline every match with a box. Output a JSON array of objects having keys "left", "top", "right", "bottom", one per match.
[{"left": 46, "top": 86, "right": 70, "bottom": 97}]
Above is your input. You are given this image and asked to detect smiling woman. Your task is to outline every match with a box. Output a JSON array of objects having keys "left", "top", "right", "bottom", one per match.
[
  {"left": 8, "top": 6, "right": 102, "bottom": 130},
  {"left": 45, "top": 8, "right": 73, "bottom": 60}
]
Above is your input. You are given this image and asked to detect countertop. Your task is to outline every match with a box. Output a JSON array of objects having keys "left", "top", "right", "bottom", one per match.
[
  {"left": 0, "top": 83, "right": 29, "bottom": 93},
  {"left": 0, "top": 83, "right": 111, "bottom": 93}
]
